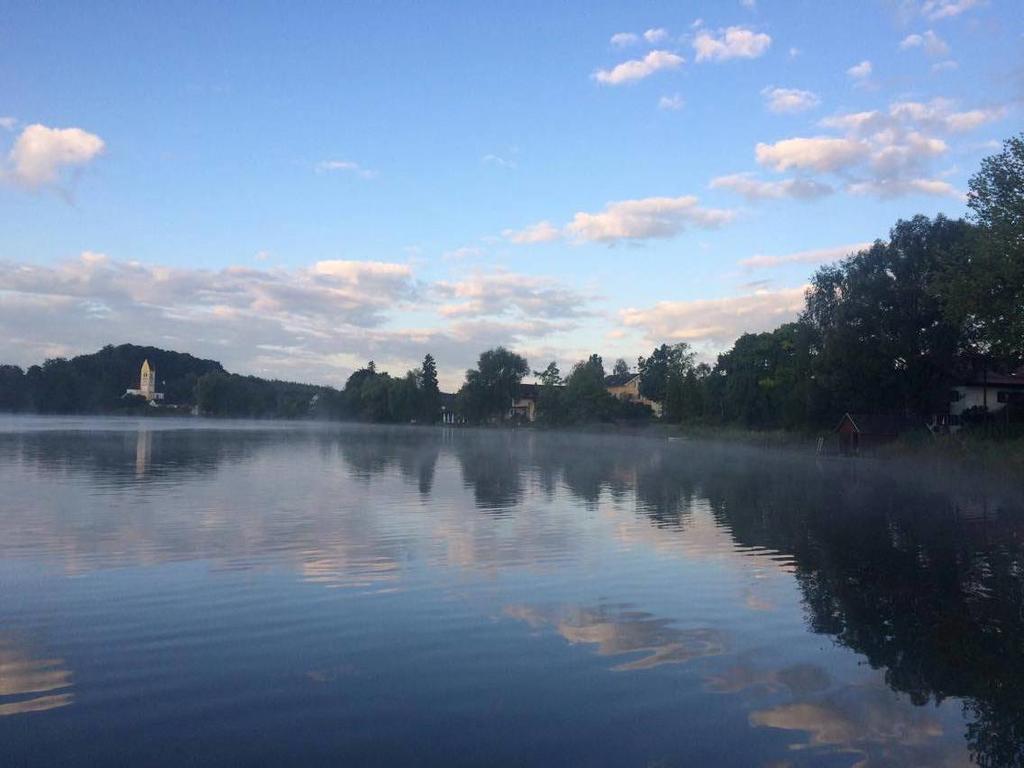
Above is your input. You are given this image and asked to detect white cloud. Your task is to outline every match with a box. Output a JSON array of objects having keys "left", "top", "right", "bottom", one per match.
[
  {"left": 435, "top": 270, "right": 591, "bottom": 320},
  {"left": 899, "top": 30, "right": 950, "bottom": 56},
  {"left": 0, "top": 117, "right": 17, "bottom": 131},
  {"left": 739, "top": 242, "right": 872, "bottom": 271},
  {"left": 693, "top": 26, "right": 771, "bottom": 62},
  {"left": 887, "top": 98, "right": 1005, "bottom": 133},
  {"left": 565, "top": 195, "right": 736, "bottom": 243},
  {"left": 506, "top": 197, "right": 734, "bottom": 245},
  {"left": 921, "top": 0, "right": 982, "bottom": 20},
  {"left": 503, "top": 221, "right": 562, "bottom": 244},
  {"left": 482, "top": 153, "right": 516, "bottom": 169},
  {"left": 756, "top": 137, "right": 869, "bottom": 172},
  {"left": 620, "top": 286, "right": 809, "bottom": 348},
  {"left": 658, "top": 93, "right": 685, "bottom": 111},
  {"left": 610, "top": 32, "right": 639, "bottom": 47},
  {"left": 643, "top": 28, "right": 669, "bottom": 44},
  {"left": 761, "top": 86, "right": 820, "bottom": 114},
  {"left": 316, "top": 159, "right": 377, "bottom": 179},
  {"left": 818, "top": 110, "right": 886, "bottom": 134},
  {"left": 0, "top": 253, "right": 590, "bottom": 388},
  {"left": 869, "top": 131, "right": 947, "bottom": 176},
  {"left": 932, "top": 59, "right": 959, "bottom": 72},
  {"left": 848, "top": 177, "right": 960, "bottom": 197},
  {"left": 4, "top": 123, "right": 105, "bottom": 190},
  {"left": 594, "top": 50, "right": 684, "bottom": 85},
  {"left": 847, "top": 60, "right": 873, "bottom": 80},
  {"left": 710, "top": 173, "right": 833, "bottom": 201},
  {"left": 795, "top": 96, "right": 1003, "bottom": 199},
  {"left": 441, "top": 246, "right": 483, "bottom": 260},
  {"left": 741, "top": 0, "right": 757, "bottom": 8}
]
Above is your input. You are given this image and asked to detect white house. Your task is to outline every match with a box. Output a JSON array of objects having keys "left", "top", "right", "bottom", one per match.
[{"left": 939, "top": 368, "right": 1024, "bottom": 431}]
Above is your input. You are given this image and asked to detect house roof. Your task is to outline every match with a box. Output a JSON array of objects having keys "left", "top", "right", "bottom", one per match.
[
  {"left": 516, "top": 383, "right": 540, "bottom": 399},
  {"left": 834, "top": 413, "right": 920, "bottom": 435},
  {"left": 604, "top": 373, "right": 639, "bottom": 387},
  {"left": 960, "top": 370, "right": 1024, "bottom": 387}
]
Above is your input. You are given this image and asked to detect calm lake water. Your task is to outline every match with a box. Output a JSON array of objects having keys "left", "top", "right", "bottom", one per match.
[{"left": 1, "top": 416, "right": 1022, "bottom": 767}]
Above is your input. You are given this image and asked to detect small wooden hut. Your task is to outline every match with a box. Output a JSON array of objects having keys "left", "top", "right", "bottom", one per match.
[{"left": 833, "top": 413, "right": 914, "bottom": 455}]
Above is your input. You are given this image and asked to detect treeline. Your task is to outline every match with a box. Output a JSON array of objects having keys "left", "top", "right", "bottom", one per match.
[
  {"left": 453, "top": 134, "right": 1023, "bottom": 432},
  {"left": 670, "top": 134, "right": 1023, "bottom": 431},
  {"left": 0, "top": 345, "right": 224, "bottom": 414},
  {"left": 3, "top": 136, "right": 1021, "bottom": 430}
]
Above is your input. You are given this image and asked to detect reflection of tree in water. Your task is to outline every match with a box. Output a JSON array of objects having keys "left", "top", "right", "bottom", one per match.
[
  {"left": 477, "top": 437, "right": 1024, "bottom": 766},
  {"left": 335, "top": 427, "right": 440, "bottom": 497},
  {"left": 0, "top": 426, "right": 286, "bottom": 486},
  {"left": 685, "top": 455, "right": 1024, "bottom": 768},
  {"left": 451, "top": 431, "right": 524, "bottom": 512},
  {"left": 7, "top": 423, "right": 1024, "bottom": 764},
  {"left": 454, "top": 433, "right": 696, "bottom": 526}
]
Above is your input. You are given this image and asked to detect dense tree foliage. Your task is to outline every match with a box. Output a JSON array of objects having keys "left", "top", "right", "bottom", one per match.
[
  {"left": 0, "top": 344, "right": 224, "bottom": 414},
  {"left": 456, "top": 347, "right": 529, "bottom": 423},
  {"left": 638, "top": 343, "right": 696, "bottom": 421},
  {"left": 194, "top": 371, "right": 337, "bottom": 419},
  {"left": 803, "top": 214, "right": 973, "bottom": 419},
  {"left": 338, "top": 357, "right": 443, "bottom": 424},
  {"left": 946, "top": 134, "right": 1024, "bottom": 363}
]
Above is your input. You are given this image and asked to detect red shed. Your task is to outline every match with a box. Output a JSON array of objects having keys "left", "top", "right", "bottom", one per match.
[{"left": 834, "top": 413, "right": 913, "bottom": 455}]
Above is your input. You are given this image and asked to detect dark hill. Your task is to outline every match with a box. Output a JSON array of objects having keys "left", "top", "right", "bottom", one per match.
[{"left": 3, "top": 344, "right": 224, "bottom": 413}]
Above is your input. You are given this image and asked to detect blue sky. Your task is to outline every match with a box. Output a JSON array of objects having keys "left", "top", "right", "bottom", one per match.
[{"left": 0, "top": 0, "right": 1020, "bottom": 387}]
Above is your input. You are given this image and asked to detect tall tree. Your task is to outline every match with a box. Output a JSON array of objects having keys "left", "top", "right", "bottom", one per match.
[
  {"left": 563, "top": 354, "right": 616, "bottom": 423},
  {"left": 418, "top": 353, "right": 441, "bottom": 423},
  {"left": 947, "top": 133, "right": 1024, "bottom": 364},
  {"left": 457, "top": 347, "right": 529, "bottom": 423},
  {"left": 803, "top": 215, "right": 972, "bottom": 418},
  {"left": 612, "top": 358, "right": 631, "bottom": 376},
  {"left": 638, "top": 343, "right": 695, "bottom": 415},
  {"left": 533, "top": 362, "right": 565, "bottom": 425}
]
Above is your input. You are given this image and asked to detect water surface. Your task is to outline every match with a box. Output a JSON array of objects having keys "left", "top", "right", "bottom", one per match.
[{"left": 1, "top": 416, "right": 1022, "bottom": 766}]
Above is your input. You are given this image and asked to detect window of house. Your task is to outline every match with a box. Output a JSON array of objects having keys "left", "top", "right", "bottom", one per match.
[{"left": 949, "top": 390, "right": 961, "bottom": 402}]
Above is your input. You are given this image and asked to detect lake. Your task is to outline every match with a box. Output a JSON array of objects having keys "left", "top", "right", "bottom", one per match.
[{"left": 0, "top": 416, "right": 1022, "bottom": 766}]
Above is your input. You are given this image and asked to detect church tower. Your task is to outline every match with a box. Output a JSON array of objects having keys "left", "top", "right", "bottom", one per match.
[{"left": 140, "top": 360, "right": 156, "bottom": 400}]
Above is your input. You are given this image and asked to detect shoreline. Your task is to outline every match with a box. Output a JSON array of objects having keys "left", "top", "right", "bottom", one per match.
[{"left": 3, "top": 411, "right": 1021, "bottom": 471}]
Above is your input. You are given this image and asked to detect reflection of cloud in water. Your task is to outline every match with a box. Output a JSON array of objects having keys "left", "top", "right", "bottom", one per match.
[
  {"left": 505, "top": 603, "right": 725, "bottom": 671},
  {"left": 300, "top": 550, "right": 402, "bottom": 591},
  {"left": 706, "top": 662, "right": 830, "bottom": 696},
  {"left": 0, "top": 640, "right": 73, "bottom": 717},
  {"left": 749, "top": 683, "right": 971, "bottom": 767}
]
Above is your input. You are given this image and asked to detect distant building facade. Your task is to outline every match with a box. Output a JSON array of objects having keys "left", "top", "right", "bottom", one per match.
[
  {"left": 439, "top": 392, "right": 461, "bottom": 425},
  {"left": 509, "top": 383, "right": 539, "bottom": 422},
  {"left": 933, "top": 368, "right": 1024, "bottom": 432},
  {"left": 124, "top": 360, "right": 164, "bottom": 402},
  {"left": 604, "top": 373, "right": 661, "bottom": 416}
]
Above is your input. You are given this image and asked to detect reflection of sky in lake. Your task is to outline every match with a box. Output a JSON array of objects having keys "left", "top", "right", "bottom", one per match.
[{"left": 0, "top": 416, "right": 1020, "bottom": 766}]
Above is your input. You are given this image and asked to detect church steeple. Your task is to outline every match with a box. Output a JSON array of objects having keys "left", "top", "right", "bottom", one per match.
[{"left": 140, "top": 359, "right": 155, "bottom": 398}]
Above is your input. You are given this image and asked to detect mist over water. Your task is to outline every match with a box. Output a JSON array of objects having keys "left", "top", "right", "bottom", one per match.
[{"left": 0, "top": 416, "right": 1022, "bottom": 766}]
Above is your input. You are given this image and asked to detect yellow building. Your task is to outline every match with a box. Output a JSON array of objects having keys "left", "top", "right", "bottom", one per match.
[
  {"left": 604, "top": 373, "right": 662, "bottom": 416},
  {"left": 124, "top": 360, "right": 164, "bottom": 402}
]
